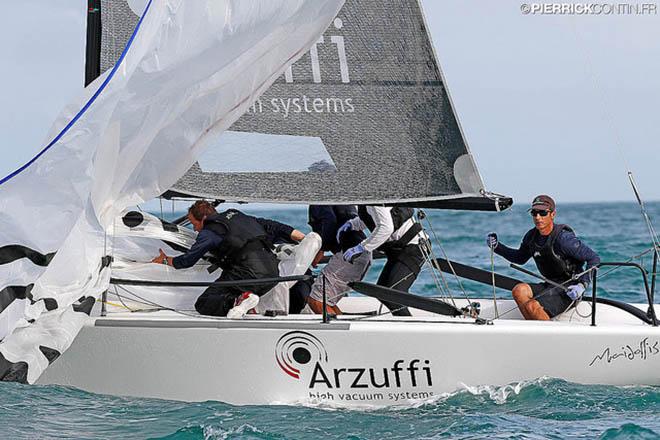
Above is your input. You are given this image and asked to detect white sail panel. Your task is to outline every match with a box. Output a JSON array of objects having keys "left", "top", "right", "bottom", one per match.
[{"left": 0, "top": 0, "right": 345, "bottom": 383}]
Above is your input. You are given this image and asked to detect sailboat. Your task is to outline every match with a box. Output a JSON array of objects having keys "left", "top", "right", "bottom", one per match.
[{"left": 1, "top": 0, "right": 658, "bottom": 406}]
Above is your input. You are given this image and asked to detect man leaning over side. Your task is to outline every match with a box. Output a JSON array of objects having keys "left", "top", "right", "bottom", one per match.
[{"left": 152, "top": 200, "right": 305, "bottom": 318}]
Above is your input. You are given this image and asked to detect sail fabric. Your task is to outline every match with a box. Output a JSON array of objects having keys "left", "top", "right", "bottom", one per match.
[
  {"left": 0, "top": 0, "right": 345, "bottom": 383},
  {"left": 99, "top": 0, "right": 495, "bottom": 207}
]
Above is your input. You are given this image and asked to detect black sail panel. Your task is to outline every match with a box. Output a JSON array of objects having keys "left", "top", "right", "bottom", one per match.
[{"left": 96, "top": 0, "right": 511, "bottom": 210}]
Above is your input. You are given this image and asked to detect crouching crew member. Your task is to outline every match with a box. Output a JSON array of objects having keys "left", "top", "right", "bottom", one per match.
[
  {"left": 152, "top": 200, "right": 304, "bottom": 318},
  {"left": 305, "top": 205, "right": 372, "bottom": 315},
  {"left": 487, "top": 195, "right": 600, "bottom": 320},
  {"left": 337, "top": 205, "right": 427, "bottom": 316}
]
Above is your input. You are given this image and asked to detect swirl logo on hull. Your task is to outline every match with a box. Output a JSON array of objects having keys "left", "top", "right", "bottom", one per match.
[{"left": 275, "top": 331, "right": 327, "bottom": 379}]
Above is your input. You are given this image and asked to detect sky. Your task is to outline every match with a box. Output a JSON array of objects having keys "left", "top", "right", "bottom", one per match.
[{"left": 1, "top": 0, "right": 659, "bottom": 207}]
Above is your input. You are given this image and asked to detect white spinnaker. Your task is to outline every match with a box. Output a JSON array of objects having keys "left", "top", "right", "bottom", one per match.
[{"left": 0, "top": 0, "right": 344, "bottom": 383}]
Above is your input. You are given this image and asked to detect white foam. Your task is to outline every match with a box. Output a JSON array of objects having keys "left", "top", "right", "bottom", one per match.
[{"left": 458, "top": 376, "right": 552, "bottom": 404}]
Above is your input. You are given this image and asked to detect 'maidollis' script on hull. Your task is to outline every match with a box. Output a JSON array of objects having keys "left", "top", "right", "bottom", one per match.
[{"left": 589, "top": 337, "right": 660, "bottom": 367}]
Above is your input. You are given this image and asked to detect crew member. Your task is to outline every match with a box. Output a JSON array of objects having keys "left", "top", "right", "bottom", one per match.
[
  {"left": 152, "top": 201, "right": 304, "bottom": 318},
  {"left": 487, "top": 195, "right": 600, "bottom": 320},
  {"left": 305, "top": 205, "right": 371, "bottom": 315},
  {"left": 337, "top": 206, "right": 427, "bottom": 316}
]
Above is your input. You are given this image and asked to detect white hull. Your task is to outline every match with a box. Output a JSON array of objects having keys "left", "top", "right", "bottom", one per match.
[{"left": 37, "top": 298, "right": 660, "bottom": 407}]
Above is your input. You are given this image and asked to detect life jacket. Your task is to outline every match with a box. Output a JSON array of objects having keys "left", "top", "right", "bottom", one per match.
[
  {"left": 202, "top": 210, "right": 274, "bottom": 270},
  {"left": 527, "top": 224, "right": 583, "bottom": 283},
  {"left": 357, "top": 206, "right": 420, "bottom": 251},
  {"left": 357, "top": 206, "right": 414, "bottom": 232}
]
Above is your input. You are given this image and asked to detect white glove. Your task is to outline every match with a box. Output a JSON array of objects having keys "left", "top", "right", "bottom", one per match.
[
  {"left": 566, "top": 283, "right": 585, "bottom": 300},
  {"left": 336, "top": 221, "right": 352, "bottom": 243}
]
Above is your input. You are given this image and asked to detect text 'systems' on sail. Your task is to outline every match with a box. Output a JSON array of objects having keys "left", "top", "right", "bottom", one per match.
[{"left": 97, "top": 0, "right": 512, "bottom": 211}]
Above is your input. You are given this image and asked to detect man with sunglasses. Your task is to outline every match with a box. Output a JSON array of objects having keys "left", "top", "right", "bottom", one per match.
[{"left": 486, "top": 195, "right": 600, "bottom": 320}]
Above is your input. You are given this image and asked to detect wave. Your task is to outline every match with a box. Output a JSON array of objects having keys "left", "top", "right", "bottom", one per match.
[
  {"left": 153, "top": 423, "right": 278, "bottom": 440},
  {"left": 599, "top": 423, "right": 660, "bottom": 440},
  {"left": 2, "top": 380, "right": 659, "bottom": 439}
]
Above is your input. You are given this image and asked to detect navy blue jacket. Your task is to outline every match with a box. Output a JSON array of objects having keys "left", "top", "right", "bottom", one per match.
[
  {"left": 172, "top": 215, "right": 294, "bottom": 269},
  {"left": 495, "top": 227, "right": 600, "bottom": 286}
]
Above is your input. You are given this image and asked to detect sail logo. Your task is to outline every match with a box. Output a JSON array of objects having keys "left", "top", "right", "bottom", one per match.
[
  {"left": 275, "top": 331, "right": 328, "bottom": 379},
  {"left": 284, "top": 17, "right": 350, "bottom": 84},
  {"left": 246, "top": 17, "right": 354, "bottom": 117}
]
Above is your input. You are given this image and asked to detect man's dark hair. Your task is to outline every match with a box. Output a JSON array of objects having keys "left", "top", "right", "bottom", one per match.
[{"left": 188, "top": 200, "right": 217, "bottom": 221}]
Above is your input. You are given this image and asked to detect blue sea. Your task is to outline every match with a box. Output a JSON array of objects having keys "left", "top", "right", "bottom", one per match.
[{"left": 2, "top": 201, "right": 659, "bottom": 439}]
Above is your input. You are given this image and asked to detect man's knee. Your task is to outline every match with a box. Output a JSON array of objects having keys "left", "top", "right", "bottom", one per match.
[
  {"left": 512, "top": 283, "right": 532, "bottom": 302},
  {"left": 194, "top": 290, "right": 234, "bottom": 316},
  {"left": 307, "top": 297, "right": 323, "bottom": 314}
]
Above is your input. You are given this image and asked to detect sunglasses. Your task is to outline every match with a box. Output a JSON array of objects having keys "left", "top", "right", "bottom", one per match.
[{"left": 530, "top": 209, "right": 551, "bottom": 217}]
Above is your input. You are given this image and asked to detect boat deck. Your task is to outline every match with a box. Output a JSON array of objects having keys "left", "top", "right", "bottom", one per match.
[{"left": 94, "top": 295, "right": 652, "bottom": 329}]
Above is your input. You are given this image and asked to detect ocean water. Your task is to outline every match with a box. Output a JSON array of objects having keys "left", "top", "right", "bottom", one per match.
[{"left": 2, "top": 201, "right": 660, "bottom": 439}]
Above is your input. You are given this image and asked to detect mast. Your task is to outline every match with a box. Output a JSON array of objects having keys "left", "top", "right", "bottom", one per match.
[{"left": 85, "top": 0, "right": 102, "bottom": 86}]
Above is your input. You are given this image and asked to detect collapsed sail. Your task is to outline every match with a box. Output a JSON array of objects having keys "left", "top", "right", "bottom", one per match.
[
  {"left": 0, "top": 0, "right": 345, "bottom": 383},
  {"left": 95, "top": 0, "right": 512, "bottom": 211}
]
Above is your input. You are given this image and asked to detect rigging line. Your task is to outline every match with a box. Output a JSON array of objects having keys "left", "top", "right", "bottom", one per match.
[
  {"left": 567, "top": 16, "right": 628, "bottom": 166},
  {"left": 417, "top": 235, "right": 454, "bottom": 304},
  {"left": 573, "top": 298, "right": 592, "bottom": 319},
  {"left": 596, "top": 246, "right": 655, "bottom": 280},
  {"left": 418, "top": 221, "right": 456, "bottom": 304},
  {"left": 416, "top": 217, "right": 458, "bottom": 305},
  {"left": 112, "top": 284, "right": 175, "bottom": 311},
  {"left": 421, "top": 213, "right": 472, "bottom": 305},
  {"left": 567, "top": 17, "right": 660, "bottom": 255},
  {"left": 111, "top": 285, "right": 137, "bottom": 312},
  {"left": 416, "top": 224, "right": 457, "bottom": 303},
  {"left": 100, "top": 298, "right": 133, "bottom": 311},
  {"left": 627, "top": 172, "right": 660, "bottom": 253}
]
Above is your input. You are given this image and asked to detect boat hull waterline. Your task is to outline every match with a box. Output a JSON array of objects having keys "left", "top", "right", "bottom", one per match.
[{"left": 38, "top": 304, "right": 660, "bottom": 406}]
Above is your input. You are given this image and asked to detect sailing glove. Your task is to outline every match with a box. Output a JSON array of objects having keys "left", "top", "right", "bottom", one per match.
[
  {"left": 566, "top": 283, "right": 585, "bottom": 300},
  {"left": 336, "top": 221, "right": 352, "bottom": 243},
  {"left": 486, "top": 233, "right": 498, "bottom": 250},
  {"left": 343, "top": 244, "right": 365, "bottom": 263}
]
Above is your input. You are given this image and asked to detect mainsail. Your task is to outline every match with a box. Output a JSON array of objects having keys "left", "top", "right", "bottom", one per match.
[
  {"left": 94, "top": 0, "right": 512, "bottom": 211},
  {"left": 0, "top": 0, "right": 345, "bottom": 383}
]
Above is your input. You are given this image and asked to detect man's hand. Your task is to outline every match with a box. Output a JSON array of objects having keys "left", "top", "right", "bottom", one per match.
[
  {"left": 566, "top": 283, "right": 585, "bottom": 300},
  {"left": 343, "top": 244, "right": 365, "bottom": 263},
  {"left": 151, "top": 248, "right": 167, "bottom": 264},
  {"left": 336, "top": 221, "right": 352, "bottom": 243},
  {"left": 486, "top": 232, "right": 498, "bottom": 250},
  {"left": 290, "top": 229, "right": 305, "bottom": 242}
]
